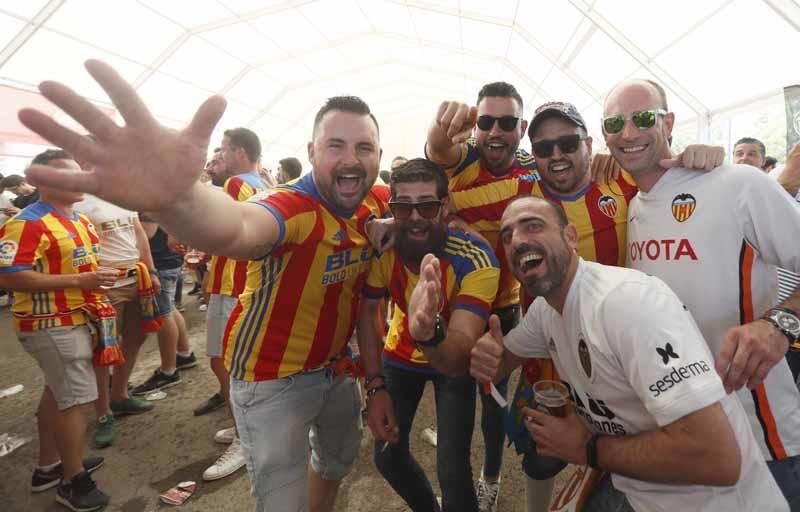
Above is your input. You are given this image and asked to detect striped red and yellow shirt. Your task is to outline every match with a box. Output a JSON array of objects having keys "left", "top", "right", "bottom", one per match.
[
  {"left": 207, "top": 172, "right": 267, "bottom": 297},
  {"left": 442, "top": 139, "right": 539, "bottom": 310},
  {"left": 363, "top": 229, "right": 499, "bottom": 372},
  {"left": 0, "top": 201, "right": 103, "bottom": 331},
  {"left": 454, "top": 170, "right": 638, "bottom": 309},
  {"left": 222, "top": 174, "right": 389, "bottom": 381}
]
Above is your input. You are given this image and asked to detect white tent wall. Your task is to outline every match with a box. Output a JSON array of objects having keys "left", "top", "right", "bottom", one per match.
[{"left": 0, "top": 0, "right": 798, "bottom": 176}]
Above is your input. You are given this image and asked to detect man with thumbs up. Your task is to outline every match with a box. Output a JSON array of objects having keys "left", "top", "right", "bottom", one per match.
[{"left": 452, "top": 195, "right": 787, "bottom": 511}]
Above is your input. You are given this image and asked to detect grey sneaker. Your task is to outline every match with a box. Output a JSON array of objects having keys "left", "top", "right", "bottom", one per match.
[
  {"left": 477, "top": 475, "right": 500, "bottom": 512},
  {"left": 131, "top": 369, "right": 181, "bottom": 396},
  {"left": 56, "top": 470, "right": 109, "bottom": 512},
  {"left": 193, "top": 392, "right": 225, "bottom": 416},
  {"left": 31, "top": 457, "right": 105, "bottom": 493},
  {"left": 176, "top": 352, "right": 198, "bottom": 370}
]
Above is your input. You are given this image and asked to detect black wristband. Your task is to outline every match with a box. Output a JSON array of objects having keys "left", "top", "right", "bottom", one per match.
[
  {"left": 366, "top": 384, "right": 387, "bottom": 400},
  {"left": 365, "top": 374, "right": 385, "bottom": 387},
  {"left": 586, "top": 433, "right": 601, "bottom": 469}
]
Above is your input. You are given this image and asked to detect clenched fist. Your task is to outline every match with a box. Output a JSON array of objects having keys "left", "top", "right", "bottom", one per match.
[{"left": 435, "top": 101, "right": 478, "bottom": 145}]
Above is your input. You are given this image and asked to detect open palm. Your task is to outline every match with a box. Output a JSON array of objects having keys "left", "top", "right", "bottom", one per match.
[{"left": 18, "top": 60, "right": 226, "bottom": 212}]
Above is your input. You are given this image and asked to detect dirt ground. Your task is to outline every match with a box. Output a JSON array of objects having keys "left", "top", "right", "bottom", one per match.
[{"left": 0, "top": 279, "right": 567, "bottom": 511}]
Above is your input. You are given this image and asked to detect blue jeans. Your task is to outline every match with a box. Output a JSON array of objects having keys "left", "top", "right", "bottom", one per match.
[
  {"left": 479, "top": 305, "right": 520, "bottom": 478},
  {"left": 769, "top": 455, "right": 800, "bottom": 511},
  {"left": 374, "top": 363, "right": 477, "bottom": 512},
  {"left": 154, "top": 267, "right": 181, "bottom": 315}
]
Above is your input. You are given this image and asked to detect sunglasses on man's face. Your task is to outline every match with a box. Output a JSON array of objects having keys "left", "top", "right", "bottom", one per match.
[
  {"left": 531, "top": 134, "right": 586, "bottom": 159},
  {"left": 476, "top": 115, "right": 520, "bottom": 132},
  {"left": 389, "top": 200, "right": 442, "bottom": 221},
  {"left": 602, "top": 109, "right": 667, "bottom": 135}
]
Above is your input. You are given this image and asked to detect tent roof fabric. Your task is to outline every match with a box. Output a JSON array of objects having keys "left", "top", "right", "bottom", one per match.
[{"left": 0, "top": 0, "right": 798, "bottom": 165}]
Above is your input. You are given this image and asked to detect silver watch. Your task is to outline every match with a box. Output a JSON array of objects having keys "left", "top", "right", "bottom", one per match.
[{"left": 763, "top": 308, "right": 800, "bottom": 345}]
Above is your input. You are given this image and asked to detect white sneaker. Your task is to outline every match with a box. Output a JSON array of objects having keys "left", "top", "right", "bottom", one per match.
[
  {"left": 203, "top": 438, "right": 245, "bottom": 481},
  {"left": 214, "top": 426, "right": 236, "bottom": 444},
  {"left": 477, "top": 474, "right": 501, "bottom": 512}
]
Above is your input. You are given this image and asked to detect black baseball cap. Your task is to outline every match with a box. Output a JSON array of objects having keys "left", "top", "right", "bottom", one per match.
[{"left": 528, "top": 101, "right": 586, "bottom": 139}]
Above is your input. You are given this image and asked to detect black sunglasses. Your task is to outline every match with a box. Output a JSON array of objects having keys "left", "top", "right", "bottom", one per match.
[
  {"left": 602, "top": 109, "right": 667, "bottom": 134},
  {"left": 531, "top": 134, "right": 586, "bottom": 159},
  {"left": 389, "top": 200, "right": 442, "bottom": 220},
  {"left": 477, "top": 115, "right": 519, "bottom": 132}
]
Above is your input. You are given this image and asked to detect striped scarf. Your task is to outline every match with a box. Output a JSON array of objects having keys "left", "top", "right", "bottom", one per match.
[{"left": 136, "top": 262, "right": 165, "bottom": 333}]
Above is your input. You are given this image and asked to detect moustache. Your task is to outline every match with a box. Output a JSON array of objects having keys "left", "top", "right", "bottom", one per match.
[{"left": 332, "top": 166, "right": 366, "bottom": 179}]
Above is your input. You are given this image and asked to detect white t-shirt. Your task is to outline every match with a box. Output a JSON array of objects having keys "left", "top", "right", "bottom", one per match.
[
  {"left": 505, "top": 260, "right": 787, "bottom": 512},
  {"left": 627, "top": 165, "right": 800, "bottom": 461},
  {"left": 0, "top": 190, "right": 15, "bottom": 225},
  {"left": 75, "top": 195, "right": 140, "bottom": 287}
]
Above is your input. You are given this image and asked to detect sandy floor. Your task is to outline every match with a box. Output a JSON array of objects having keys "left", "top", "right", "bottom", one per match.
[{"left": 0, "top": 282, "right": 566, "bottom": 511}]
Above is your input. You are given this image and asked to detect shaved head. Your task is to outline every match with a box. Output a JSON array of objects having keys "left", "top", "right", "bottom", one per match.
[{"left": 604, "top": 79, "right": 666, "bottom": 115}]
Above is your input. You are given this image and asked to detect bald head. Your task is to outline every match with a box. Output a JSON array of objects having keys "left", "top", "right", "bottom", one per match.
[{"left": 604, "top": 79, "right": 667, "bottom": 115}]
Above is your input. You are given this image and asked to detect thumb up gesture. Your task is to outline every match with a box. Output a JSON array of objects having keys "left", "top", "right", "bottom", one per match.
[{"left": 470, "top": 314, "right": 505, "bottom": 384}]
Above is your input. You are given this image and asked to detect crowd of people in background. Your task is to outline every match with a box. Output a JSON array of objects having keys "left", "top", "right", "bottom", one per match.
[{"left": 1, "top": 58, "right": 800, "bottom": 512}]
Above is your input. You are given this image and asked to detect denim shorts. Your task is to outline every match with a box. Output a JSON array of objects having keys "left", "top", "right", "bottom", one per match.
[
  {"left": 230, "top": 369, "right": 362, "bottom": 511},
  {"left": 206, "top": 294, "right": 237, "bottom": 358},
  {"left": 154, "top": 267, "right": 182, "bottom": 315}
]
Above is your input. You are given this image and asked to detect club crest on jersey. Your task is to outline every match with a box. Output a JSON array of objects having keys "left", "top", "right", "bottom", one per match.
[
  {"left": 671, "top": 193, "right": 696, "bottom": 222},
  {"left": 597, "top": 195, "right": 618, "bottom": 218},
  {"left": 578, "top": 338, "right": 592, "bottom": 378},
  {"left": 0, "top": 240, "right": 18, "bottom": 264}
]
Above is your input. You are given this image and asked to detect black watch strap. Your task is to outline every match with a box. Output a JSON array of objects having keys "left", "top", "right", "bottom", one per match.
[
  {"left": 415, "top": 314, "right": 447, "bottom": 348},
  {"left": 586, "top": 433, "right": 601, "bottom": 469}
]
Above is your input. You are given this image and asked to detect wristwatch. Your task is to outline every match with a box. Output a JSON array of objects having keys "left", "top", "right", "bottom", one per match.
[
  {"left": 762, "top": 307, "right": 800, "bottom": 345},
  {"left": 415, "top": 314, "right": 447, "bottom": 348}
]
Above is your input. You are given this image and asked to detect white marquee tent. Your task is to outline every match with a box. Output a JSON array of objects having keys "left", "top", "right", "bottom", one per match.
[{"left": 0, "top": 0, "right": 798, "bottom": 175}]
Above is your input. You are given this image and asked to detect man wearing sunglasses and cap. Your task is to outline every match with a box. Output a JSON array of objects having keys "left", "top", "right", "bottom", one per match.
[
  {"left": 359, "top": 158, "right": 500, "bottom": 512},
  {"left": 606, "top": 79, "right": 800, "bottom": 508}
]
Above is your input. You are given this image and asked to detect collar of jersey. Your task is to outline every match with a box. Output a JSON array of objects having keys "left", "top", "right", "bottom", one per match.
[
  {"left": 542, "top": 181, "right": 593, "bottom": 202},
  {"left": 288, "top": 172, "right": 359, "bottom": 218},
  {"left": 33, "top": 200, "right": 79, "bottom": 221}
]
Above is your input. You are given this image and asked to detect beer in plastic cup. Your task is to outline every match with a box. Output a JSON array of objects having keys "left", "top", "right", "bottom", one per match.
[{"left": 533, "top": 380, "right": 569, "bottom": 418}]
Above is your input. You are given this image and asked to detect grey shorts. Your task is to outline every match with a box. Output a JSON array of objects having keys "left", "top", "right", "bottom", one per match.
[
  {"left": 17, "top": 325, "right": 98, "bottom": 410},
  {"left": 206, "top": 294, "right": 237, "bottom": 358}
]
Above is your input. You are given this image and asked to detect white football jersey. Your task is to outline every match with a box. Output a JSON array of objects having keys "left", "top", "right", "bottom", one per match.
[
  {"left": 505, "top": 260, "right": 787, "bottom": 511},
  {"left": 76, "top": 194, "right": 140, "bottom": 287},
  {"left": 626, "top": 165, "right": 800, "bottom": 462}
]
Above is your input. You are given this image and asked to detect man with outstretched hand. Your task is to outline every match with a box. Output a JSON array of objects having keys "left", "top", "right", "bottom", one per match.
[{"left": 18, "top": 60, "right": 390, "bottom": 512}]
